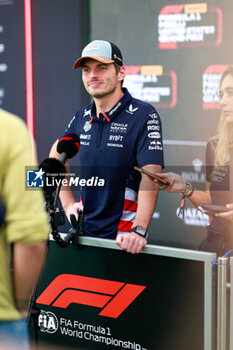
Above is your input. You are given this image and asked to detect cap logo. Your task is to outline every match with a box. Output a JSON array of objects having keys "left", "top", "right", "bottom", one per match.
[
  {"left": 97, "top": 56, "right": 105, "bottom": 61},
  {"left": 86, "top": 44, "right": 99, "bottom": 52},
  {"left": 113, "top": 54, "right": 122, "bottom": 63}
]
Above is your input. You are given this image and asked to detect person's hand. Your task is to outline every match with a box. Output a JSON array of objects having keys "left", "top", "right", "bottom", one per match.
[
  {"left": 153, "top": 172, "right": 186, "bottom": 193},
  {"left": 215, "top": 203, "right": 233, "bottom": 222},
  {"left": 63, "top": 201, "right": 83, "bottom": 222},
  {"left": 115, "top": 232, "right": 146, "bottom": 254}
]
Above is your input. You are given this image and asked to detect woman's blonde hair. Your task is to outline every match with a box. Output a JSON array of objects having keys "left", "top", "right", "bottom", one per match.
[{"left": 213, "top": 65, "right": 233, "bottom": 165}]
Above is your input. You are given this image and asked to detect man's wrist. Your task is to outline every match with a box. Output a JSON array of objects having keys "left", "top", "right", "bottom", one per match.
[
  {"left": 63, "top": 201, "right": 76, "bottom": 212},
  {"left": 130, "top": 225, "right": 148, "bottom": 238}
]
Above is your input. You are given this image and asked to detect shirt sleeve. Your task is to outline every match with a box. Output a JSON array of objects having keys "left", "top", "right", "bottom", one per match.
[
  {"left": 136, "top": 109, "right": 164, "bottom": 168},
  {"left": 59, "top": 114, "right": 78, "bottom": 139}
]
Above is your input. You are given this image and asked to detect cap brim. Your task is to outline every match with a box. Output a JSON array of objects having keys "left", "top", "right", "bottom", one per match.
[{"left": 73, "top": 56, "right": 114, "bottom": 69}]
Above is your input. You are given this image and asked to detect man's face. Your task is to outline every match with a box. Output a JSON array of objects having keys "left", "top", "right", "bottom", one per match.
[{"left": 81, "top": 59, "right": 124, "bottom": 99}]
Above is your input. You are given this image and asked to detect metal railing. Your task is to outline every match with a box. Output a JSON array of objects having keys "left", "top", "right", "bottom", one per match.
[
  {"left": 230, "top": 257, "right": 233, "bottom": 350},
  {"left": 217, "top": 256, "right": 233, "bottom": 350},
  {"left": 217, "top": 257, "right": 228, "bottom": 350}
]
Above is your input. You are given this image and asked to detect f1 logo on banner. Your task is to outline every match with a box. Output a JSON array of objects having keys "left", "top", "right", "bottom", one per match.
[{"left": 36, "top": 274, "right": 146, "bottom": 319}]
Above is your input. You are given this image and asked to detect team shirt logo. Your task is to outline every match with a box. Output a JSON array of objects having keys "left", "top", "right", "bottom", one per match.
[
  {"left": 126, "top": 104, "right": 139, "bottom": 114},
  {"left": 83, "top": 121, "right": 92, "bottom": 132}
]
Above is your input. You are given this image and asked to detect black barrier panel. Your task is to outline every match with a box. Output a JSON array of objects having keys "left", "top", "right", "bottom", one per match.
[{"left": 29, "top": 239, "right": 210, "bottom": 350}]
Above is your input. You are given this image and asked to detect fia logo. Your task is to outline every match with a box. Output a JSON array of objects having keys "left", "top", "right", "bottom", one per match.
[
  {"left": 26, "top": 169, "right": 44, "bottom": 188},
  {"left": 126, "top": 104, "right": 139, "bottom": 114},
  {"left": 38, "top": 311, "right": 59, "bottom": 334}
]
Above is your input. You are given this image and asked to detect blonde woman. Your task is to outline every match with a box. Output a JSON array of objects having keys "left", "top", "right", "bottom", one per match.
[{"left": 155, "top": 65, "right": 233, "bottom": 256}]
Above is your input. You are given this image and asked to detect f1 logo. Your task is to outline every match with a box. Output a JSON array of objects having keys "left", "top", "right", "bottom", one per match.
[{"left": 36, "top": 274, "right": 146, "bottom": 319}]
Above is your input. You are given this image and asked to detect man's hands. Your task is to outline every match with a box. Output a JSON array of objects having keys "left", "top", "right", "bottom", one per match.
[
  {"left": 116, "top": 232, "right": 147, "bottom": 254},
  {"left": 65, "top": 202, "right": 147, "bottom": 254},
  {"left": 63, "top": 201, "right": 84, "bottom": 222}
]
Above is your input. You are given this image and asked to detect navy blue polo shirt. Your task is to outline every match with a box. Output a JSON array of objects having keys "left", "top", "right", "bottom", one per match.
[{"left": 61, "top": 88, "right": 164, "bottom": 238}]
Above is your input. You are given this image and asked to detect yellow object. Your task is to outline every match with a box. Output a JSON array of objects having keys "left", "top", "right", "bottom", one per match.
[{"left": 0, "top": 109, "right": 49, "bottom": 320}]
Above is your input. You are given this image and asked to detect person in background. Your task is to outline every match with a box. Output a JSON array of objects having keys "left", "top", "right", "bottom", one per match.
[
  {"left": 154, "top": 65, "right": 233, "bottom": 256},
  {"left": 0, "top": 109, "right": 49, "bottom": 349},
  {"left": 49, "top": 40, "right": 164, "bottom": 254}
]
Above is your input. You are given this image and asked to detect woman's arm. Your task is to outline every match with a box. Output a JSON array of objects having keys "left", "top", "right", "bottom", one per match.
[{"left": 154, "top": 172, "right": 212, "bottom": 207}]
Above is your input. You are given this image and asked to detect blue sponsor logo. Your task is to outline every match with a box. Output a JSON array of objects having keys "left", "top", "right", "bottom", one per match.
[{"left": 26, "top": 169, "right": 45, "bottom": 188}]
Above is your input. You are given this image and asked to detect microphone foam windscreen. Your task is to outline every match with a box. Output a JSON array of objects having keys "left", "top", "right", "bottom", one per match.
[
  {"left": 39, "top": 158, "right": 66, "bottom": 193},
  {"left": 57, "top": 133, "right": 80, "bottom": 159}
]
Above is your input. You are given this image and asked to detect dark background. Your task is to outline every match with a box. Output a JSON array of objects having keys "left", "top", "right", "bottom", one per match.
[{"left": 0, "top": 0, "right": 89, "bottom": 161}]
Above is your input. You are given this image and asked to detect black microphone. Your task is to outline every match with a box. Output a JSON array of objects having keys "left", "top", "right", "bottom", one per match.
[
  {"left": 57, "top": 133, "right": 80, "bottom": 164},
  {"left": 39, "top": 157, "right": 66, "bottom": 194}
]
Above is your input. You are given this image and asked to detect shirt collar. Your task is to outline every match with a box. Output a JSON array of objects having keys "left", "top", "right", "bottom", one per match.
[{"left": 89, "top": 88, "right": 132, "bottom": 123}]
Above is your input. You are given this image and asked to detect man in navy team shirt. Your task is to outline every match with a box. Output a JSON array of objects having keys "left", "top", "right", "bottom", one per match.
[{"left": 50, "top": 40, "right": 164, "bottom": 254}]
